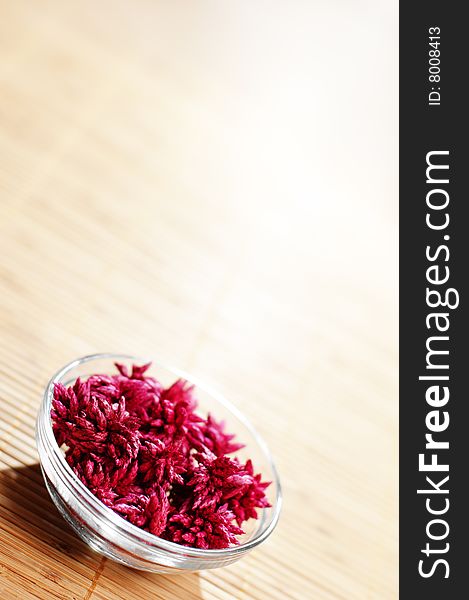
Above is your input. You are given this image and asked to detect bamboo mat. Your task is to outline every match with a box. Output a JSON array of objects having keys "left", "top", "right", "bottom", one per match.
[{"left": 0, "top": 1, "right": 397, "bottom": 599}]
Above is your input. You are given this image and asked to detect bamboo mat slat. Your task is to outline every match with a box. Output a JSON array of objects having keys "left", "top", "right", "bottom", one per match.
[{"left": 0, "top": 1, "right": 397, "bottom": 598}]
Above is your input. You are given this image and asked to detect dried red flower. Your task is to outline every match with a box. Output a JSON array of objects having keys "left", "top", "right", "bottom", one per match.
[
  {"left": 189, "top": 414, "right": 245, "bottom": 456},
  {"left": 163, "top": 504, "right": 244, "bottom": 549},
  {"left": 188, "top": 452, "right": 253, "bottom": 510},
  {"left": 51, "top": 363, "right": 270, "bottom": 549},
  {"left": 138, "top": 438, "right": 186, "bottom": 486}
]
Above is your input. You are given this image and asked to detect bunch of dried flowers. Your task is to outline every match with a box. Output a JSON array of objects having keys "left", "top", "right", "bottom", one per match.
[{"left": 51, "top": 363, "right": 270, "bottom": 549}]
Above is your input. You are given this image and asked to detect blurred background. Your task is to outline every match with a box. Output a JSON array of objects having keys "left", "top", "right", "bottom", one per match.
[{"left": 0, "top": 1, "right": 397, "bottom": 599}]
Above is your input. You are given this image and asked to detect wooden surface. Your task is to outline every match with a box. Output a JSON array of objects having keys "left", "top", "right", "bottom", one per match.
[{"left": 0, "top": 1, "right": 397, "bottom": 599}]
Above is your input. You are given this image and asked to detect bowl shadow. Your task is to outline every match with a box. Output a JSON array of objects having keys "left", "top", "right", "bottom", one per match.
[{"left": 0, "top": 462, "right": 203, "bottom": 599}]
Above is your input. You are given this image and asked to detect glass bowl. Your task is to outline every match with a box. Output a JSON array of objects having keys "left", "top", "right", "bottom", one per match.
[{"left": 35, "top": 353, "right": 282, "bottom": 573}]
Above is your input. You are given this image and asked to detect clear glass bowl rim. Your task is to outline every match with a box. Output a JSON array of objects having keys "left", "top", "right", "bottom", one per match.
[{"left": 36, "top": 353, "right": 282, "bottom": 560}]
